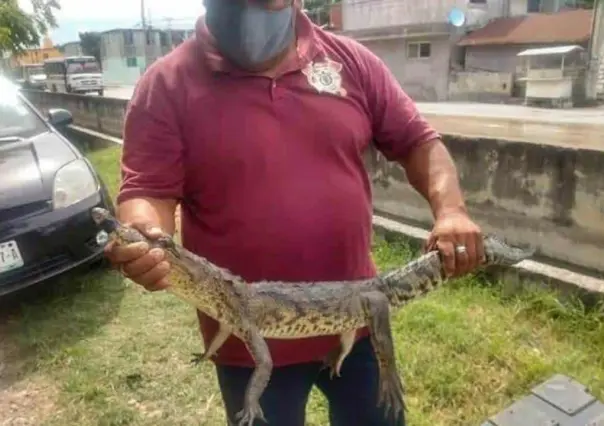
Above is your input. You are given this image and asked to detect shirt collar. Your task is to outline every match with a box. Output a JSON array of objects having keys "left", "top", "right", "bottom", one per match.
[{"left": 195, "top": 7, "right": 323, "bottom": 76}]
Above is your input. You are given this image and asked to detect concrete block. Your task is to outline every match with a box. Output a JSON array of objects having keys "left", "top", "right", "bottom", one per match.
[{"left": 481, "top": 374, "right": 604, "bottom": 426}]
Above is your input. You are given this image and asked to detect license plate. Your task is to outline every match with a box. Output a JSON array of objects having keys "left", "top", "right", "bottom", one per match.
[{"left": 0, "top": 240, "right": 24, "bottom": 274}]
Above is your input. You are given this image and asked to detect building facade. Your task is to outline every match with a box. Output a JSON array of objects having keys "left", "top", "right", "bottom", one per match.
[
  {"left": 99, "top": 28, "right": 194, "bottom": 86},
  {"left": 338, "top": 0, "right": 592, "bottom": 102},
  {"left": 8, "top": 36, "right": 62, "bottom": 68},
  {"left": 61, "top": 41, "right": 83, "bottom": 57}
]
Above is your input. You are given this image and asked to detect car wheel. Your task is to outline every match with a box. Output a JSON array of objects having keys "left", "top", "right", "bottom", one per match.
[{"left": 98, "top": 90, "right": 104, "bottom": 96}]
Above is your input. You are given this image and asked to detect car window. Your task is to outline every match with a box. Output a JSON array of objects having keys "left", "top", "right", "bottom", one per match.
[{"left": 0, "top": 80, "right": 48, "bottom": 140}]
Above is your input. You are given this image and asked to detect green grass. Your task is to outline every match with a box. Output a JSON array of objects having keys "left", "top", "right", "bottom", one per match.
[{"left": 1, "top": 143, "right": 603, "bottom": 426}]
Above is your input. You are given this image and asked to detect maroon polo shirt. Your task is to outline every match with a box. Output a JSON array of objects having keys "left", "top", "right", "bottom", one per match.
[{"left": 118, "top": 10, "right": 440, "bottom": 367}]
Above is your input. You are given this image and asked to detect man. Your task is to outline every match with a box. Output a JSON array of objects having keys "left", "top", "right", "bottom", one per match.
[{"left": 105, "top": 0, "right": 485, "bottom": 425}]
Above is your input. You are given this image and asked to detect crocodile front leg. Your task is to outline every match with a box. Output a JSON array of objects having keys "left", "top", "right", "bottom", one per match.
[
  {"left": 235, "top": 327, "right": 273, "bottom": 426},
  {"left": 322, "top": 329, "right": 356, "bottom": 379},
  {"left": 361, "top": 291, "right": 405, "bottom": 422},
  {"left": 191, "top": 324, "right": 232, "bottom": 364}
]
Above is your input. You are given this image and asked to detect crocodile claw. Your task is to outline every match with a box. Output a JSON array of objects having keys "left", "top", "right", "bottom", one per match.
[
  {"left": 190, "top": 352, "right": 208, "bottom": 365},
  {"left": 235, "top": 401, "right": 266, "bottom": 426},
  {"left": 377, "top": 364, "right": 406, "bottom": 421}
]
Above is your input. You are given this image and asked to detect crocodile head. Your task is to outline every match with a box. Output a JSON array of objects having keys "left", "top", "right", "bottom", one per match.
[{"left": 91, "top": 207, "right": 154, "bottom": 246}]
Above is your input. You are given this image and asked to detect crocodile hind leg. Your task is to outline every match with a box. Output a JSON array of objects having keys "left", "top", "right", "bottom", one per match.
[
  {"left": 235, "top": 327, "right": 273, "bottom": 426},
  {"left": 361, "top": 291, "right": 405, "bottom": 422},
  {"left": 322, "top": 329, "right": 356, "bottom": 379},
  {"left": 191, "top": 324, "right": 232, "bottom": 364}
]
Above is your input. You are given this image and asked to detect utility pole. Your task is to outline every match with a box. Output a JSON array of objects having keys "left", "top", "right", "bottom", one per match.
[{"left": 141, "top": 0, "right": 149, "bottom": 73}]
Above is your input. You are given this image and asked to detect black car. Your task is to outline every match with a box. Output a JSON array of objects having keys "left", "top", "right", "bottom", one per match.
[{"left": 0, "top": 76, "right": 114, "bottom": 297}]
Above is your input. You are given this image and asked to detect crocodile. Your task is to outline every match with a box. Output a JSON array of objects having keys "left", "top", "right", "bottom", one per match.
[{"left": 90, "top": 207, "right": 534, "bottom": 426}]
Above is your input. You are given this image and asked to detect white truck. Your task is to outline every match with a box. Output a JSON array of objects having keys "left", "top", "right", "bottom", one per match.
[{"left": 43, "top": 56, "right": 104, "bottom": 96}]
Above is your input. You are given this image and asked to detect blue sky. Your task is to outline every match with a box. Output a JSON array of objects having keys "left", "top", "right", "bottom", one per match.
[{"left": 18, "top": 0, "right": 206, "bottom": 45}]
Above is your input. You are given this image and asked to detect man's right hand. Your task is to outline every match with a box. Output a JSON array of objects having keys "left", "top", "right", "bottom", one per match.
[{"left": 104, "top": 222, "right": 171, "bottom": 291}]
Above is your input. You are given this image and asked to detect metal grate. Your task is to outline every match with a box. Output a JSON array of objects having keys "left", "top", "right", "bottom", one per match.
[
  {"left": 0, "top": 201, "right": 50, "bottom": 223},
  {"left": 0, "top": 253, "right": 72, "bottom": 288}
]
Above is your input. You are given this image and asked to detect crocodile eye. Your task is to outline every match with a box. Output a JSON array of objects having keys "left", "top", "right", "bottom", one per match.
[{"left": 157, "top": 236, "right": 175, "bottom": 250}]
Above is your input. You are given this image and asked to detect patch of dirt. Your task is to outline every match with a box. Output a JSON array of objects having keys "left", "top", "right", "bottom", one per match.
[
  {"left": 0, "top": 377, "right": 58, "bottom": 426},
  {"left": 0, "top": 329, "right": 58, "bottom": 426}
]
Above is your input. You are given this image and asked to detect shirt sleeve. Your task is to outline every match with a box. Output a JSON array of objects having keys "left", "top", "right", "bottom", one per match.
[
  {"left": 116, "top": 65, "right": 185, "bottom": 205},
  {"left": 353, "top": 41, "right": 441, "bottom": 161}
]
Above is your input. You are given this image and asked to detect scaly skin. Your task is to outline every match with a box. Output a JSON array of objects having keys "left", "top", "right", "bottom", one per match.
[{"left": 91, "top": 207, "right": 534, "bottom": 425}]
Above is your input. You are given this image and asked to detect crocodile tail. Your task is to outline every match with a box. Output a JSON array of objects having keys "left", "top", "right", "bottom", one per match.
[
  {"left": 375, "top": 251, "right": 444, "bottom": 308},
  {"left": 483, "top": 235, "right": 536, "bottom": 266}
]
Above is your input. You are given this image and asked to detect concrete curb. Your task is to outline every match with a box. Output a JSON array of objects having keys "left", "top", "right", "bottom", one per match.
[
  {"left": 373, "top": 215, "right": 604, "bottom": 307},
  {"left": 66, "top": 125, "right": 604, "bottom": 307}
]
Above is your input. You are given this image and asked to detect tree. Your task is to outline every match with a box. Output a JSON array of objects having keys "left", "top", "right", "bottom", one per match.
[
  {"left": 304, "top": 0, "right": 341, "bottom": 27},
  {"left": 0, "top": 0, "right": 60, "bottom": 55},
  {"left": 79, "top": 31, "right": 101, "bottom": 64}
]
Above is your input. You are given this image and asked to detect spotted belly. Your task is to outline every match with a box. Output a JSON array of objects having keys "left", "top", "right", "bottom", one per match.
[{"left": 259, "top": 311, "right": 366, "bottom": 339}]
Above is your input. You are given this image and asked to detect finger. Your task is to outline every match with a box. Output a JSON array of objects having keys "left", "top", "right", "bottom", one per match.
[
  {"left": 457, "top": 235, "right": 475, "bottom": 276},
  {"left": 134, "top": 261, "right": 171, "bottom": 291},
  {"left": 424, "top": 233, "right": 437, "bottom": 253},
  {"left": 128, "top": 222, "right": 167, "bottom": 240},
  {"left": 122, "top": 248, "right": 165, "bottom": 278},
  {"left": 437, "top": 240, "right": 456, "bottom": 277},
  {"left": 475, "top": 232, "right": 486, "bottom": 264},
  {"left": 108, "top": 241, "right": 150, "bottom": 264}
]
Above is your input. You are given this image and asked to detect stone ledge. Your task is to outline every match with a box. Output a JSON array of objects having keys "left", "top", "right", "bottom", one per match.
[{"left": 372, "top": 215, "right": 604, "bottom": 307}]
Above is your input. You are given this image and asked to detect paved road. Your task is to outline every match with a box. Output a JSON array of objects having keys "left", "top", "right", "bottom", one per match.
[
  {"left": 101, "top": 86, "right": 604, "bottom": 150},
  {"left": 104, "top": 86, "right": 134, "bottom": 99}
]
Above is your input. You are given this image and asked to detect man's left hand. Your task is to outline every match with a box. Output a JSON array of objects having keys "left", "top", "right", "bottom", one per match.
[{"left": 424, "top": 211, "right": 484, "bottom": 278}]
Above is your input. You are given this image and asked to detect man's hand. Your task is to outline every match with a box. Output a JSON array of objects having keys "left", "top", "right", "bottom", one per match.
[
  {"left": 424, "top": 211, "right": 484, "bottom": 278},
  {"left": 104, "top": 222, "right": 171, "bottom": 291}
]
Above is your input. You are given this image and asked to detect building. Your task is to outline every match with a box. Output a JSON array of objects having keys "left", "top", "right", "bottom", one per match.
[
  {"left": 8, "top": 35, "right": 62, "bottom": 68},
  {"left": 457, "top": 8, "right": 592, "bottom": 73},
  {"left": 61, "top": 41, "right": 83, "bottom": 57},
  {"left": 338, "top": 0, "right": 594, "bottom": 102},
  {"left": 587, "top": 0, "right": 604, "bottom": 100},
  {"left": 99, "top": 27, "right": 194, "bottom": 86}
]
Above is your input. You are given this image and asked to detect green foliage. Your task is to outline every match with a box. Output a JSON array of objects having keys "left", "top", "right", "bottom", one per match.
[
  {"left": 0, "top": 0, "right": 60, "bottom": 55},
  {"left": 304, "top": 0, "right": 340, "bottom": 26},
  {"left": 79, "top": 32, "right": 102, "bottom": 64}
]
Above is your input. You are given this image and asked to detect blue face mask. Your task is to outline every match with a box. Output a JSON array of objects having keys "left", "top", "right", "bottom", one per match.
[{"left": 205, "top": 2, "right": 295, "bottom": 69}]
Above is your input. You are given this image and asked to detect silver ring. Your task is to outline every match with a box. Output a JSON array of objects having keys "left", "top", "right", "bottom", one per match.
[{"left": 455, "top": 245, "right": 467, "bottom": 254}]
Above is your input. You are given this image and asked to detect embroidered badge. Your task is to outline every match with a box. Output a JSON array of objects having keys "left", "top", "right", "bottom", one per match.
[{"left": 302, "top": 58, "right": 347, "bottom": 97}]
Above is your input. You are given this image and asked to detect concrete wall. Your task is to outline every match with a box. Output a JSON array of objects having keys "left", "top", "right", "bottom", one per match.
[
  {"left": 448, "top": 70, "right": 513, "bottom": 101},
  {"left": 359, "top": 36, "right": 452, "bottom": 101},
  {"left": 101, "top": 56, "right": 145, "bottom": 87},
  {"left": 25, "top": 90, "right": 126, "bottom": 138},
  {"left": 464, "top": 42, "right": 589, "bottom": 73},
  {"left": 342, "top": 0, "right": 505, "bottom": 31},
  {"left": 465, "top": 45, "right": 526, "bottom": 73},
  {"left": 21, "top": 90, "right": 604, "bottom": 275}
]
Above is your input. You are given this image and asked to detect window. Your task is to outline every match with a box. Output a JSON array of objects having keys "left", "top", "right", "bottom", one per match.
[
  {"left": 469, "top": 0, "right": 487, "bottom": 3},
  {"left": 126, "top": 57, "right": 138, "bottom": 67},
  {"left": 159, "top": 31, "right": 169, "bottom": 47},
  {"left": 407, "top": 42, "right": 431, "bottom": 59},
  {"left": 124, "top": 30, "right": 134, "bottom": 45},
  {"left": 527, "top": 0, "right": 541, "bottom": 12},
  {"left": 0, "top": 80, "right": 48, "bottom": 140},
  {"left": 66, "top": 57, "right": 101, "bottom": 74}
]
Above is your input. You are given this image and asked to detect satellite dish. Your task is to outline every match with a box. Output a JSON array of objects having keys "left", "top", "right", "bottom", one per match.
[{"left": 447, "top": 8, "right": 466, "bottom": 27}]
